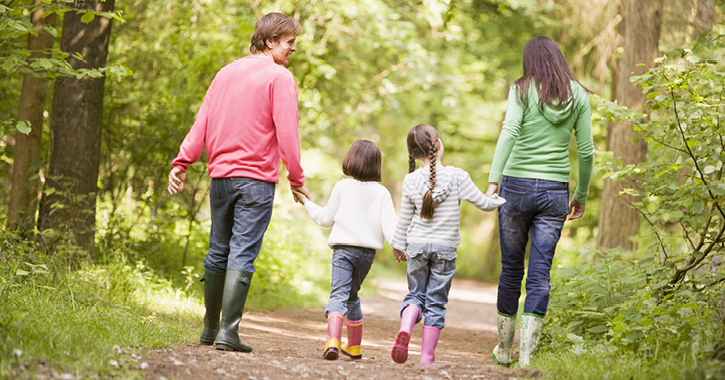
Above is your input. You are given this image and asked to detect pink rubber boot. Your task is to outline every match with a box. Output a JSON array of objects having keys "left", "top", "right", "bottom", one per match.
[
  {"left": 419, "top": 326, "right": 441, "bottom": 365},
  {"left": 391, "top": 305, "right": 419, "bottom": 363},
  {"left": 324, "top": 312, "right": 344, "bottom": 360},
  {"left": 341, "top": 318, "right": 363, "bottom": 359}
]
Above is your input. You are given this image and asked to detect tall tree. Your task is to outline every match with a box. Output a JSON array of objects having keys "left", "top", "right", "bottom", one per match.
[
  {"left": 38, "top": 0, "right": 115, "bottom": 252},
  {"left": 597, "top": 0, "right": 663, "bottom": 250},
  {"left": 6, "top": 1, "right": 56, "bottom": 234},
  {"left": 692, "top": 0, "right": 715, "bottom": 38}
]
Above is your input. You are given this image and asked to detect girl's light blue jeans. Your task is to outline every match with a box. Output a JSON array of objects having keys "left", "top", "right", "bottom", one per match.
[
  {"left": 497, "top": 175, "right": 569, "bottom": 317},
  {"left": 325, "top": 245, "right": 376, "bottom": 320},
  {"left": 400, "top": 243, "right": 457, "bottom": 329}
]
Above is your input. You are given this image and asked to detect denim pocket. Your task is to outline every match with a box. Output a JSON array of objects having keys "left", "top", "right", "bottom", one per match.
[
  {"left": 546, "top": 189, "right": 570, "bottom": 216},
  {"left": 234, "top": 179, "right": 273, "bottom": 207},
  {"left": 363, "top": 250, "right": 376, "bottom": 266},
  {"left": 500, "top": 187, "right": 525, "bottom": 215},
  {"left": 406, "top": 247, "right": 424, "bottom": 260},
  {"left": 435, "top": 248, "right": 457, "bottom": 273},
  {"left": 332, "top": 249, "right": 354, "bottom": 271}
]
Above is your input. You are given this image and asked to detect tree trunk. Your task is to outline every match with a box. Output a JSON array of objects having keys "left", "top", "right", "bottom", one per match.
[
  {"left": 38, "top": 0, "right": 115, "bottom": 253},
  {"left": 692, "top": 0, "right": 715, "bottom": 39},
  {"left": 6, "top": 2, "right": 56, "bottom": 234},
  {"left": 597, "top": 0, "right": 662, "bottom": 251}
]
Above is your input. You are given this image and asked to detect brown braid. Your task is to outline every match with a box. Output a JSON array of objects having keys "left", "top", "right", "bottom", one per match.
[
  {"left": 421, "top": 131, "right": 438, "bottom": 220},
  {"left": 406, "top": 124, "right": 441, "bottom": 220}
]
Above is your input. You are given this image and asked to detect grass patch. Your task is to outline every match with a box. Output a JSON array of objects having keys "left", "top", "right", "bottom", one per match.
[
  {"left": 532, "top": 341, "right": 725, "bottom": 380},
  {"left": 0, "top": 254, "right": 199, "bottom": 379}
]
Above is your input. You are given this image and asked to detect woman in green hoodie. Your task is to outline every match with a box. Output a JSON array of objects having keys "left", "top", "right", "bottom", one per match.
[{"left": 485, "top": 36, "right": 594, "bottom": 367}]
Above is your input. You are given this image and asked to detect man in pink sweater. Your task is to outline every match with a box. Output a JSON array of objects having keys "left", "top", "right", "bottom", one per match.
[{"left": 167, "top": 12, "right": 310, "bottom": 353}]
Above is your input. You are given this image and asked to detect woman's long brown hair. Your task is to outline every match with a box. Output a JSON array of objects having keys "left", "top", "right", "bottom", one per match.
[
  {"left": 514, "top": 36, "right": 591, "bottom": 111},
  {"left": 407, "top": 124, "right": 439, "bottom": 220}
]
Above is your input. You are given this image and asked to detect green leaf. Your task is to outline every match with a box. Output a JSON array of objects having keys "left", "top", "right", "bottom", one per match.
[
  {"left": 16, "top": 121, "right": 31, "bottom": 134},
  {"left": 587, "top": 325, "right": 608, "bottom": 333},
  {"left": 80, "top": 12, "right": 95, "bottom": 24},
  {"left": 16, "top": 269, "right": 30, "bottom": 276}
]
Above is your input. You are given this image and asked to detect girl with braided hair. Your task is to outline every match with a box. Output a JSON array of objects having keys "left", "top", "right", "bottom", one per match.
[{"left": 390, "top": 124, "right": 506, "bottom": 365}]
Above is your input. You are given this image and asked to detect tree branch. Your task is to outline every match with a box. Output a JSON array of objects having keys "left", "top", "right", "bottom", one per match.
[{"left": 670, "top": 85, "right": 725, "bottom": 220}]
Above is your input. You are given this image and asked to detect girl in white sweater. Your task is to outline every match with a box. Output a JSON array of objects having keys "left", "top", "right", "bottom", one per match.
[{"left": 294, "top": 140, "right": 398, "bottom": 361}]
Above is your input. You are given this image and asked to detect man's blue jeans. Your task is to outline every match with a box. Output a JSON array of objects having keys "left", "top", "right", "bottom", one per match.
[
  {"left": 203, "top": 178, "right": 276, "bottom": 274},
  {"left": 497, "top": 176, "right": 569, "bottom": 317},
  {"left": 325, "top": 245, "right": 376, "bottom": 320},
  {"left": 400, "top": 243, "right": 457, "bottom": 329}
]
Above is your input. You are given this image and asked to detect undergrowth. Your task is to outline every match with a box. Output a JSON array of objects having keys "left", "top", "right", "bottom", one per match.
[{"left": 0, "top": 194, "right": 333, "bottom": 378}]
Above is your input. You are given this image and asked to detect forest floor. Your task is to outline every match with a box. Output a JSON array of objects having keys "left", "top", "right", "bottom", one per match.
[{"left": 142, "top": 278, "right": 542, "bottom": 380}]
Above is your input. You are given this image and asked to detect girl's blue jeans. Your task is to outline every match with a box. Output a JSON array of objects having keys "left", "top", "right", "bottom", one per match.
[
  {"left": 497, "top": 175, "right": 569, "bottom": 317},
  {"left": 203, "top": 178, "right": 276, "bottom": 274},
  {"left": 325, "top": 245, "right": 376, "bottom": 321},
  {"left": 400, "top": 243, "right": 457, "bottom": 329}
]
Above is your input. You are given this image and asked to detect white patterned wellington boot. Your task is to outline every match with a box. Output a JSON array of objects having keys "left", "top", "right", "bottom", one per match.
[
  {"left": 519, "top": 314, "right": 544, "bottom": 366},
  {"left": 491, "top": 312, "right": 516, "bottom": 367}
]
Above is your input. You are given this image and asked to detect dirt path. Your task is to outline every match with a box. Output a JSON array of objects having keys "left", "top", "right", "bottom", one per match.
[{"left": 142, "top": 279, "right": 540, "bottom": 380}]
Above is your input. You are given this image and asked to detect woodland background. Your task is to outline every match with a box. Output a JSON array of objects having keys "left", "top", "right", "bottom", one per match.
[{"left": 1, "top": 0, "right": 724, "bottom": 379}]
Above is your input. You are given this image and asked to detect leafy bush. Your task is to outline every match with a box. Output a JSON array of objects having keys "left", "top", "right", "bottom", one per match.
[{"left": 536, "top": 36, "right": 725, "bottom": 379}]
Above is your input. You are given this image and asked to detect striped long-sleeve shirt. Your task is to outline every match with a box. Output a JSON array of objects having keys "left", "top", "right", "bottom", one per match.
[{"left": 391, "top": 166, "right": 506, "bottom": 251}]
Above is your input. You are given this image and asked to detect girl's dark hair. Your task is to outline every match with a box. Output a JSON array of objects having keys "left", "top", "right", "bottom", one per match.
[
  {"left": 513, "top": 36, "right": 592, "bottom": 111},
  {"left": 406, "top": 124, "right": 439, "bottom": 220},
  {"left": 249, "top": 13, "right": 302, "bottom": 54},
  {"left": 342, "top": 140, "right": 382, "bottom": 182}
]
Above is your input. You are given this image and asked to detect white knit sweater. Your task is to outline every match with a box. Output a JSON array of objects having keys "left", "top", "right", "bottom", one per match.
[{"left": 303, "top": 178, "right": 397, "bottom": 250}]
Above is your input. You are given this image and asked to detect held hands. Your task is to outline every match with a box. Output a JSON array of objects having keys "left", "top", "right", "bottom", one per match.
[
  {"left": 568, "top": 198, "right": 586, "bottom": 220},
  {"left": 291, "top": 185, "right": 311, "bottom": 204},
  {"left": 485, "top": 183, "right": 499, "bottom": 197},
  {"left": 167, "top": 167, "right": 186, "bottom": 195},
  {"left": 392, "top": 248, "right": 407, "bottom": 263}
]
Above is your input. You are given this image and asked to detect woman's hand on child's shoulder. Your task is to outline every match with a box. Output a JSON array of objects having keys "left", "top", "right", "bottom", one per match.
[{"left": 392, "top": 248, "right": 407, "bottom": 263}]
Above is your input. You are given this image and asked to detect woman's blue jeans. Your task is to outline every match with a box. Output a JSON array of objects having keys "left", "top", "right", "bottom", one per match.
[
  {"left": 203, "top": 178, "right": 276, "bottom": 274},
  {"left": 497, "top": 176, "right": 569, "bottom": 317},
  {"left": 325, "top": 245, "right": 376, "bottom": 320},
  {"left": 400, "top": 243, "right": 457, "bottom": 329}
]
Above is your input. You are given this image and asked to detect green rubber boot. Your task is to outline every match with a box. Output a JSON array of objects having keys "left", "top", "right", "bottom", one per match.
[
  {"left": 199, "top": 270, "right": 226, "bottom": 345},
  {"left": 519, "top": 314, "right": 544, "bottom": 366},
  {"left": 491, "top": 312, "right": 516, "bottom": 367},
  {"left": 215, "top": 269, "right": 254, "bottom": 352}
]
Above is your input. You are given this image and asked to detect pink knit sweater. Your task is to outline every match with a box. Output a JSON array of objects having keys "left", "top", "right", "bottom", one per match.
[{"left": 171, "top": 56, "right": 305, "bottom": 187}]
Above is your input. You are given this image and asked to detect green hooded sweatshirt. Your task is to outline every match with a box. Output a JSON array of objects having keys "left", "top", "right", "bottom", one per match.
[{"left": 488, "top": 80, "right": 594, "bottom": 203}]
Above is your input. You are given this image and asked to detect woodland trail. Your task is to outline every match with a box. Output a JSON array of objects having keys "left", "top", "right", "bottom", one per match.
[{"left": 142, "top": 278, "right": 541, "bottom": 380}]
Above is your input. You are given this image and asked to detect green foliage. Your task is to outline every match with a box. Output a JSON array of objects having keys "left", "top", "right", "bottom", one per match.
[
  {"left": 0, "top": 1, "right": 128, "bottom": 137},
  {"left": 0, "top": 230, "right": 197, "bottom": 379},
  {"left": 596, "top": 36, "right": 725, "bottom": 290},
  {"left": 546, "top": 249, "right": 720, "bottom": 362},
  {"left": 534, "top": 343, "right": 714, "bottom": 380},
  {"left": 538, "top": 35, "right": 725, "bottom": 378}
]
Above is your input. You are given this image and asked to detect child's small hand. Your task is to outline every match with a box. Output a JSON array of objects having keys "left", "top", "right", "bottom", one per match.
[
  {"left": 291, "top": 188, "right": 310, "bottom": 205},
  {"left": 392, "top": 248, "right": 407, "bottom": 263}
]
